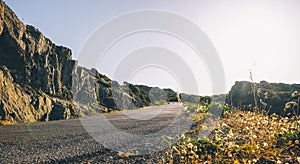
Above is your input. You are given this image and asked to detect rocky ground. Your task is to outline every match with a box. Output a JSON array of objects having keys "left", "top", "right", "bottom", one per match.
[{"left": 0, "top": 103, "right": 188, "bottom": 163}]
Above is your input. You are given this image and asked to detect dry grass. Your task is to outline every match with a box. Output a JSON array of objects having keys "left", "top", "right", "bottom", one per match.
[
  {"left": 163, "top": 108, "right": 300, "bottom": 163},
  {"left": 0, "top": 120, "right": 11, "bottom": 125},
  {"left": 118, "top": 151, "right": 135, "bottom": 158}
]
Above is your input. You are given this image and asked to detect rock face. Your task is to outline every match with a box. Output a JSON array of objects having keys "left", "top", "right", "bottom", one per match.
[
  {"left": 0, "top": 66, "right": 75, "bottom": 123},
  {"left": 226, "top": 81, "right": 300, "bottom": 114},
  {"left": 72, "top": 66, "right": 152, "bottom": 113},
  {"left": 0, "top": 0, "right": 75, "bottom": 100},
  {"left": 0, "top": 0, "right": 76, "bottom": 123}
]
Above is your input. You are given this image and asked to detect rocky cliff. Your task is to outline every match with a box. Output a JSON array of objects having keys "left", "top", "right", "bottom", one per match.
[
  {"left": 0, "top": 65, "right": 75, "bottom": 123},
  {"left": 0, "top": 0, "right": 76, "bottom": 123},
  {"left": 72, "top": 66, "right": 139, "bottom": 113},
  {"left": 0, "top": 0, "right": 75, "bottom": 100}
]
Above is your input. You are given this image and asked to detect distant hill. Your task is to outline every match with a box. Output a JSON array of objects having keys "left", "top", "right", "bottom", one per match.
[{"left": 226, "top": 81, "right": 300, "bottom": 114}]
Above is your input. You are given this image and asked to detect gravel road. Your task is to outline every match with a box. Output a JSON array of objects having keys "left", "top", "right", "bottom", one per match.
[{"left": 0, "top": 103, "right": 190, "bottom": 163}]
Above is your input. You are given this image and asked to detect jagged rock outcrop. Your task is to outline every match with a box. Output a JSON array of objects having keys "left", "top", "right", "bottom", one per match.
[
  {"left": 72, "top": 66, "right": 151, "bottom": 113},
  {"left": 0, "top": 0, "right": 75, "bottom": 100},
  {"left": 226, "top": 81, "right": 300, "bottom": 114},
  {"left": 0, "top": 66, "right": 75, "bottom": 123},
  {"left": 0, "top": 0, "right": 76, "bottom": 123}
]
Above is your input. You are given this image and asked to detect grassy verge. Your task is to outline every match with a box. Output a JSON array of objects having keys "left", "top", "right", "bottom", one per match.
[{"left": 162, "top": 104, "right": 300, "bottom": 163}]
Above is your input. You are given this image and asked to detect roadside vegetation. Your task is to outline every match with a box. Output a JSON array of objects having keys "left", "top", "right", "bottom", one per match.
[
  {"left": 0, "top": 120, "right": 11, "bottom": 125},
  {"left": 161, "top": 95, "right": 300, "bottom": 163}
]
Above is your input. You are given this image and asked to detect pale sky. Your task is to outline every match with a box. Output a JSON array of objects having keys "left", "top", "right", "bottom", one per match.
[{"left": 4, "top": 0, "right": 300, "bottom": 95}]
